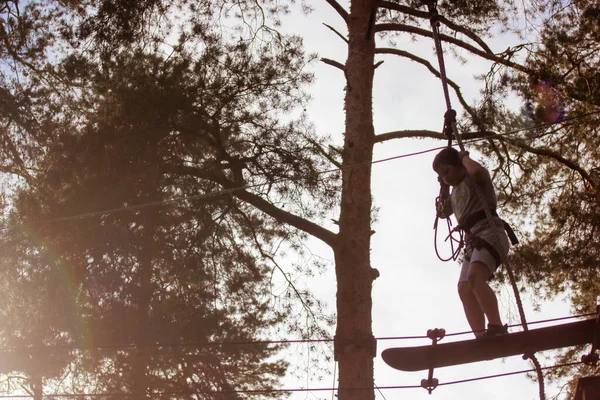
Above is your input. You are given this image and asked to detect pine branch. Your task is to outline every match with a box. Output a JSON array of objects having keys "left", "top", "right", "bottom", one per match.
[
  {"left": 232, "top": 203, "right": 321, "bottom": 322},
  {"left": 374, "top": 125, "right": 596, "bottom": 194},
  {"left": 377, "top": 1, "right": 494, "bottom": 54},
  {"left": 306, "top": 137, "right": 343, "bottom": 169},
  {"left": 374, "top": 129, "right": 442, "bottom": 143},
  {"left": 374, "top": 129, "right": 498, "bottom": 143},
  {"left": 323, "top": 0, "right": 349, "bottom": 23},
  {"left": 321, "top": 57, "right": 345, "bottom": 71},
  {"left": 0, "top": 135, "right": 34, "bottom": 184},
  {"left": 161, "top": 164, "right": 339, "bottom": 247},
  {"left": 323, "top": 23, "right": 348, "bottom": 44},
  {"left": 378, "top": 127, "right": 598, "bottom": 191},
  {"left": 374, "top": 23, "right": 531, "bottom": 74},
  {"left": 502, "top": 136, "right": 597, "bottom": 191}
]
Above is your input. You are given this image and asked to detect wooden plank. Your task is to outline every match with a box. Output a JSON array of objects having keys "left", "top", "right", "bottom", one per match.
[{"left": 382, "top": 319, "right": 598, "bottom": 372}]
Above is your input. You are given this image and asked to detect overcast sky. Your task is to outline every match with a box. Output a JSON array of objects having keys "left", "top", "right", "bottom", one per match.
[{"left": 271, "top": 1, "right": 577, "bottom": 399}]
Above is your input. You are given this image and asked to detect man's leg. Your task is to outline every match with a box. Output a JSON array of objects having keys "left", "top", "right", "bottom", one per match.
[
  {"left": 457, "top": 281, "right": 485, "bottom": 337},
  {"left": 467, "top": 261, "right": 502, "bottom": 326}
]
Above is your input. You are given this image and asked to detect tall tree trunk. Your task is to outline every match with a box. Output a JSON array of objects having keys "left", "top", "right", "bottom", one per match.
[
  {"left": 131, "top": 145, "right": 160, "bottom": 398},
  {"left": 131, "top": 216, "right": 155, "bottom": 398},
  {"left": 335, "top": 0, "right": 377, "bottom": 398}
]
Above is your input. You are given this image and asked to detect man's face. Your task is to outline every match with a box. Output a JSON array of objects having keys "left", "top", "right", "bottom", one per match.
[{"left": 436, "top": 164, "right": 464, "bottom": 187}]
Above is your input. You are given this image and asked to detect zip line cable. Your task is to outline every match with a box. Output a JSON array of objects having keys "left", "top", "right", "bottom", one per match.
[
  {"left": 1, "top": 312, "right": 594, "bottom": 352},
  {"left": 2, "top": 109, "right": 599, "bottom": 233},
  {"left": 376, "top": 311, "right": 598, "bottom": 341},
  {"left": 441, "top": 311, "right": 598, "bottom": 339},
  {"left": 0, "top": 360, "right": 583, "bottom": 398},
  {"left": 375, "top": 382, "right": 389, "bottom": 400}
]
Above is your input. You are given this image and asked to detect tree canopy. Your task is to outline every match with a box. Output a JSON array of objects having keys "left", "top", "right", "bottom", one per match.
[{"left": 0, "top": 0, "right": 336, "bottom": 397}]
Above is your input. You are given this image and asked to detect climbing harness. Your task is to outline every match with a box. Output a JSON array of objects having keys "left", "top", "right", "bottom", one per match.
[{"left": 423, "top": 1, "right": 545, "bottom": 397}]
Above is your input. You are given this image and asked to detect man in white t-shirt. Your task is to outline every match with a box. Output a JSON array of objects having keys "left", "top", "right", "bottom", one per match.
[{"left": 433, "top": 147, "right": 510, "bottom": 338}]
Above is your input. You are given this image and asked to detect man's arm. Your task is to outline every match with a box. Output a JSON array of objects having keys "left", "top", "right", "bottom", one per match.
[{"left": 460, "top": 151, "right": 490, "bottom": 183}]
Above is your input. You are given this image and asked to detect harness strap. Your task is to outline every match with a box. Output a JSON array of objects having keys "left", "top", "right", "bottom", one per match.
[
  {"left": 460, "top": 209, "right": 498, "bottom": 231},
  {"left": 460, "top": 209, "right": 519, "bottom": 245},
  {"left": 470, "top": 236, "right": 502, "bottom": 268},
  {"left": 502, "top": 220, "right": 519, "bottom": 246}
]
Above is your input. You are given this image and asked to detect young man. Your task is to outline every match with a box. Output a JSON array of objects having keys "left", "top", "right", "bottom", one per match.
[{"left": 433, "top": 147, "right": 510, "bottom": 338}]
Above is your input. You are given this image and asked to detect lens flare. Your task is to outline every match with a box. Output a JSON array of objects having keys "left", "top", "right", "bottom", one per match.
[
  {"left": 530, "top": 80, "right": 565, "bottom": 123},
  {"left": 15, "top": 225, "right": 95, "bottom": 350}
]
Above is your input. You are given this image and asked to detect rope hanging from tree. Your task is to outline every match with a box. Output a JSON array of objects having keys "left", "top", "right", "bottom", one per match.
[{"left": 424, "top": 1, "right": 546, "bottom": 398}]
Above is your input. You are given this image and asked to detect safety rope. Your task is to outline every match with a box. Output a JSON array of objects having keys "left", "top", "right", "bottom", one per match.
[
  {"left": 433, "top": 214, "right": 462, "bottom": 262},
  {"left": 424, "top": 2, "right": 545, "bottom": 398},
  {"left": 425, "top": 0, "right": 452, "bottom": 112}
]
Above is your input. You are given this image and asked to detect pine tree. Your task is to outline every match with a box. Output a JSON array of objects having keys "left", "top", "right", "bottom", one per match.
[{"left": 0, "top": 1, "right": 331, "bottom": 397}]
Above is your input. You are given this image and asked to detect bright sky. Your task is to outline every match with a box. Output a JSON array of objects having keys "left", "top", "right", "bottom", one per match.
[{"left": 276, "top": 1, "right": 575, "bottom": 399}]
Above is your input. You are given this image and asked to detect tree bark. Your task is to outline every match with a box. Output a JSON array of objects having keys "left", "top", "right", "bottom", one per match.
[
  {"left": 335, "top": 0, "right": 377, "bottom": 398},
  {"left": 130, "top": 216, "right": 155, "bottom": 399},
  {"left": 130, "top": 145, "right": 161, "bottom": 398}
]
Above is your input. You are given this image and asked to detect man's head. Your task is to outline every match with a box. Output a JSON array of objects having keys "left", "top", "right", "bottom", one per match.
[{"left": 432, "top": 147, "right": 464, "bottom": 187}]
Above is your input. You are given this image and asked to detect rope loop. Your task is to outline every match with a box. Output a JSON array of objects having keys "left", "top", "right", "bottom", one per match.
[{"left": 433, "top": 176, "right": 464, "bottom": 262}]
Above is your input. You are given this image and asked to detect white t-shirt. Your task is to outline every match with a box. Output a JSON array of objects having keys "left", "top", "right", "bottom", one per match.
[{"left": 451, "top": 176, "right": 509, "bottom": 258}]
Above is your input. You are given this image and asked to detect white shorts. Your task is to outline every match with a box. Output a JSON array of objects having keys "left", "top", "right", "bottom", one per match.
[{"left": 458, "top": 246, "right": 498, "bottom": 283}]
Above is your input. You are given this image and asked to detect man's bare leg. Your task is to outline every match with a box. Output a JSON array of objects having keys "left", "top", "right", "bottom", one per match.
[
  {"left": 457, "top": 281, "right": 485, "bottom": 337},
  {"left": 467, "top": 261, "right": 502, "bottom": 326}
]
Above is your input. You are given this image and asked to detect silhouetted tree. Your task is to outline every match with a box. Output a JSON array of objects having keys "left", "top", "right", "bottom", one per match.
[{"left": 0, "top": 1, "right": 331, "bottom": 398}]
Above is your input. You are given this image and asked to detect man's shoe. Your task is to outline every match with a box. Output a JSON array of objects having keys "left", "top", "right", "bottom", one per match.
[{"left": 482, "top": 323, "right": 508, "bottom": 338}]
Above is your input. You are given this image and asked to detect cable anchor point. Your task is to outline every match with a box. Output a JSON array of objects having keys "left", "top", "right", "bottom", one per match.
[
  {"left": 421, "top": 377, "right": 439, "bottom": 394},
  {"left": 422, "top": 328, "right": 445, "bottom": 394}
]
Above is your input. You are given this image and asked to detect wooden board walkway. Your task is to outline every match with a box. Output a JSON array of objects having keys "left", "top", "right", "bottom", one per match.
[{"left": 382, "top": 318, "right": 598, "bottom": 372}]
